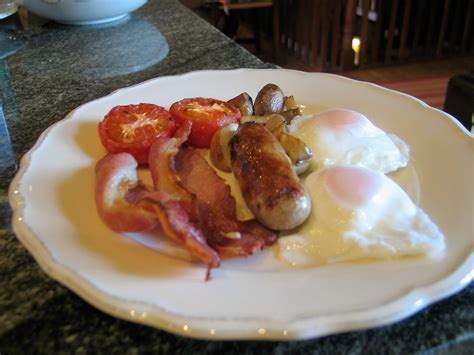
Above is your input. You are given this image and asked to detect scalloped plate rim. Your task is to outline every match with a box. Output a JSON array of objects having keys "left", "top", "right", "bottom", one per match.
[{"left": 8, "top": 68, "right": 474, "bottom": 340}]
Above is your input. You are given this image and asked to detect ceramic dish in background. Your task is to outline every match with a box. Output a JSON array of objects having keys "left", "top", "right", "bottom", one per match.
[
  {"left": 8, "top": 69, "right": 474, "bottom": 340},
  {"left": 0, "top": 0, "right": 18, "bottom": 19},
  {"left": 19, "top": 0, "right": 147, "bottom": 25}
]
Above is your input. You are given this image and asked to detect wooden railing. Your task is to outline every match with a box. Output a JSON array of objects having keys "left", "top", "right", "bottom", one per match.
[{"left": 273, "top": 0, "right": 474, "bottom": 72}]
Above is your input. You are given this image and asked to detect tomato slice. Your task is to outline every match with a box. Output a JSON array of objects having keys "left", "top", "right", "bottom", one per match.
[
  {"left": 98, "top": 103, "right": 176, "bottom": 164},
  {"left": 170, "top": 97, "right": 241, "bottom": 148}
]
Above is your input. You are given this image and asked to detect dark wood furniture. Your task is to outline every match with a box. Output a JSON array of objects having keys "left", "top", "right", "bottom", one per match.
[{"left": 273, "top": 0, "right": 474, "bottom": 72}]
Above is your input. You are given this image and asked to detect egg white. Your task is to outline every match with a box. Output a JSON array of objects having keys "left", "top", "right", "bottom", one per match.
[
  {"left": 278, "top": 165, "right": 445, "bottom": 266},
  {"left": 288, "top": 109, "right": 410, "bottom": 174}
]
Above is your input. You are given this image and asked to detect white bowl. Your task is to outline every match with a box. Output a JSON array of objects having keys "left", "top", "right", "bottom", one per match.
[{"left": 20, "top": 0, "right": 147, "bottom": 25}]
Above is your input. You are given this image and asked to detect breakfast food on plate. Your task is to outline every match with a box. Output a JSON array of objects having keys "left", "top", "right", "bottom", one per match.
[
  {"left": 98, "top": 103, "right": 176, "bottom": 165},
  {"left": 96, "top": 122, "right": 277, "bottom": 279},
  {"left": 210, "top": 114, "right": 313, "bottom": 175},
  {"left": 96, "top": 127, "right": 220, "bottom": 275},
  {"left": 234, "top": 84, "right": 303, "bottom": 122},
  {"left": 227, "top": 92, "right": 254, "bottom": 116},
  {"left": 95, "top": 82, "right": 445, "bottom": 280},
  {"left": 253, "top": 83, "right": 285, "bottom": 115},
  {"left": 209, "top": 123, "right": 239, "bottom": 173},
  {"left": 95, "top": 153, "right": 158, "bottom": 232},
  {"left": 229, "top": 122, "right": 311, "bottom": 230},
  {"left": 278, "top": 165, "right": 445, "bottom": 266},
  {"left": 173, "top": 146, "right": 277, "bottom": 256},
  {"left": 169, "top": 97, "right": 241, "bottom": 148},
  {"left": 288, "top": 109, "right": 410, "bottom": 174}
]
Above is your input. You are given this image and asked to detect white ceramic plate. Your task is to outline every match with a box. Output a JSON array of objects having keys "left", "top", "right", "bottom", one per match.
[{"left": 9, "top": 69, "right": 474, "bottom": 340}]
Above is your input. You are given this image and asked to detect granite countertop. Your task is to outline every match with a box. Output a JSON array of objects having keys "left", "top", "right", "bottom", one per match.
[{"left": 0, "top": 0, "right": 473, "bottom": 353}]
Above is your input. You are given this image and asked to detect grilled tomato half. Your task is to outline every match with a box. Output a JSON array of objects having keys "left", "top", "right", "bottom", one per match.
[
  {"left": 170, "top": 97, "right": 241, "bottom": 148},
  {"left": 98, "top": 103, "right": 176, "bottom": 164}
]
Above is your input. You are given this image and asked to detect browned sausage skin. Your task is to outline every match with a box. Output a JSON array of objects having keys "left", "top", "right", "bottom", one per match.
[{"left": 229, "top": 122, "right": 311, "bottom": 230}]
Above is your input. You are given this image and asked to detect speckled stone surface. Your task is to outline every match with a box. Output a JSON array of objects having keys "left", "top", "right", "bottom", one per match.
[{"left": 0, "top": 0, "right": 473, "bottom": 353}]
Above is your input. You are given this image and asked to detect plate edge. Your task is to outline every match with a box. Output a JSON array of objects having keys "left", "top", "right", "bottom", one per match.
[{"left": 7, "top": 69, "right": 474, "bottom": 340}]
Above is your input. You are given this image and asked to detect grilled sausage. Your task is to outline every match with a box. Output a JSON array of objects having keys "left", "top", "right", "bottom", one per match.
[{"left": 229, "top": 122, "right": 311, "bottom": 230}]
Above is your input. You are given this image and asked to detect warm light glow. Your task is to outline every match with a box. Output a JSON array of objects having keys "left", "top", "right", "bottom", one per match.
[
  {"left": 352, "top": 37, "right": 361, "bottom": 49},
  {"left": 352, "top": 37, "right": 361, "bottom": 65}
]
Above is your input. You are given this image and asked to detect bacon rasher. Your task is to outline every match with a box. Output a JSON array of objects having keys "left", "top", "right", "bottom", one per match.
[
  {"left": 96, "top": 122, "right": 277, "bottom": 279},
  {"left": 95, "top": 127, "right": 219, "bottom": 279},
  {"left": 174, "top": 148, "right": 277, "bottom": 257},
  {"left": 147, "top": 123, "right": 220, "bottom": 278},
  {"left": 95, "top": 153, "right": 156, "bottom": 232}
]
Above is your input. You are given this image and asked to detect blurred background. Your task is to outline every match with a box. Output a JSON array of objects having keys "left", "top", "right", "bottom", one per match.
[{"left": 181, "top": 0, "right": 474, "bottom": 131}]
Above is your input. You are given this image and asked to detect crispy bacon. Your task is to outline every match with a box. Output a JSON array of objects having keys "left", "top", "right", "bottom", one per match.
[
  {"left": 143, "top": 192, "right": 220, "bottom": 279},
  {"left": 175, "top": 148, "right": 277, "bottom": 257},
  {"left": 148, "top": 122, "right": 193, "bottom": 202},
  {"left": 174, "top": 148, "right": 235, "bottom": 217},
  {"left": 148, "top": 122, "right": 220, "bottom": 277},
  {"left": 96, "top": 123, "right": 220, "bottom": 279},
  {"left": 95, "top": 153, "right": 157, "bottom": 232},
  {"left": 96, "top": 121, "right": 276, "bottom": 279}
]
